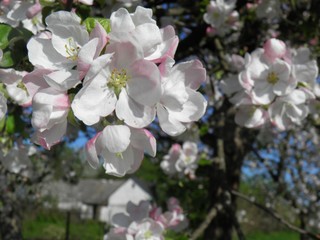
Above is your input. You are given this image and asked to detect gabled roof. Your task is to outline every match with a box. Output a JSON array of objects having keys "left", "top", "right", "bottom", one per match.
[
  {"left": 79, "top": 179, "right": 125, "bottom": 205},
  {"left": 42, "top": 178, "right": 152, "bottom": 206}
]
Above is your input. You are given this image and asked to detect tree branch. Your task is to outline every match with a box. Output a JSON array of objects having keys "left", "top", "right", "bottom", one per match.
[{"left": 231, "top": 190, "right": 320, "bottom": 240}]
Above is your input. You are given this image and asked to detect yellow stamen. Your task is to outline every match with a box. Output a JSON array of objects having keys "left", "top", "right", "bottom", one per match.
[{"left": 267, "top": 72, "right": 279, "bottom": 85}]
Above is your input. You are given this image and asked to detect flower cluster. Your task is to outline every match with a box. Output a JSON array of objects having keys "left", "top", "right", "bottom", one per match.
[
  {"left": 4, "top": 7, "right": 207, "bottom": 176},
  {"left": 203, "top": 0, "right": 240, "bottom": 36},
  {"left": 0, "top": 0, "right": 44, "bottom": 34},
  {"left": 160, "top": 141, "right": 199, "bottom": 179},
  {"left": 105, "top": 198, "right": 188, "bottom": 240},
  {"left": 221, "top": 38, "right": 319, "bottom": 130}
]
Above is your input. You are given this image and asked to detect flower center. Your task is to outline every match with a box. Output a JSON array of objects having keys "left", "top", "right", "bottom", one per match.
[
  {"left": 17, "top": 81, "right": 29, "bottom": 96},
  {"left": 115, "top": 152, "right": 124, "bottom": 159},
  {"left": 267, "top": 71, "right": 279, "bottom": 85},
  {"left": 144, "top": 230, "right": 153, "bottom": 239},
  {"left": 107, "top": 68, "right": 129, "bottom": 96},
  {"left": 65, "top": 37, "right": 80, "bottom": 61},
  {"left": 31, "top": 16, "right": 39, "bottom": 25}
]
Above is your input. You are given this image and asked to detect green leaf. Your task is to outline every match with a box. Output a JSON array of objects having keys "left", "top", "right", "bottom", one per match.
[
  {"left": 0, "top": 24, "right": 12, "bottom": 49},
  {"left": 5, "top": 115, "right": 15, "bottom": 134},
  {"left": 0, "top": 50, "right": 15, "bottom": 68},
  {"left": 0, "top": 116, "right": 5, "bottom": 132},
  {"left": 39, "top": 0, "right": 58, "bottom": 7},
  {"left": 83, "top": 17, "right": 111, "bottom": 34},
  {"left": 198, "top": 157, "right": 212, "bottom": 166}
]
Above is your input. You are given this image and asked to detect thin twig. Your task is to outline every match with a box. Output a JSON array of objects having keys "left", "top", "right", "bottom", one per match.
[
  {"left": 231, "top": 190, "right": 320, "bottom": 240},
  {"left": 189, "top": 205, "right": 220, "bottom": 240}
]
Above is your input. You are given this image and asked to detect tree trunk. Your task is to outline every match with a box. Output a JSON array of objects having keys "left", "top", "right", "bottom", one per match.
[
  {"left": 0, "top": 194, "right": 23, "bottom": 240},
  {"left": 202, "top": 106, "right": 254, "bottom": 240}
]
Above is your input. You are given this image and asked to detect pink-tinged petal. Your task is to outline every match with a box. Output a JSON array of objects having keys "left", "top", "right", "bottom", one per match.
[
  {"left": 85, "top": 132, "right": 102, "bottom": 169},
  {"left": 263, "top": 38, "right": 286, "bottom": 63},
  {"left": 45, "top": 11, "right": 81, "bottom": 26},
  {"left": 170, "top": 88, "right": 207, "bottom": 122},
  {"left": 107, "top": 41, "right": 142, "bottom": 70},
  {"left": 161, "top": 80, "right": 188, "bottom": 112},
  {"left": 44, "top": 69, "right": 80, "bottom": 91},
  {"left": 130, "top": 128, "right": 157, "bottom": 157},
  {"left": 23, "top": 69, "right": 51, "bottom": 99},
  {"left": 127, "top": 59, "right": 161, "bottom": 106},
  {"left": 131, "top": 6, "right": 156, "bottom": 25},
  {"left": 110, "top": 8, "right": 135, "bottom": 33},
  {"left": 32, "top": 88, "right": 69, "bottom": 130},
  {"left": 170, "top": 60, "right": 206, "bottom": 90},
  {"left": 146, "top": 25, "right": 179, "bottom": 63},
  {"left": 131, "top": 23, "right": 162, "bottom": 57},
  {"left": 32, "top": 120, "right": 67, "bottom": 150},
  {"left": 158, "top": 57, "right": 175, "bottom": 78},
  {"left": 116, "top": 90, "right": 156, "bottom": 128},
  {"left": 26, "top": 2, "right": 41, "bottom": 19},
  {"left": 89, "top": 22, "right": 109, "bottom": 58},
  {"left": 27, "top": 37, "right": 74, "bottom": 70},
  {"left": 101, "top": 125, "right": 131, "bottom": 153},
  {"left": 157, "top": 103, "right": 186, "bottom": 136},
  {"left": 77, "top": 38, "right": 99, "bottom": 79}
]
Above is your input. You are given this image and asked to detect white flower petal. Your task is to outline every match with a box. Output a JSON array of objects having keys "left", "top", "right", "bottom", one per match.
[
  {"left": 101, "top": 125, "right": 131, "bottom": 153},
  {"left": 116, "top": 89, "right": 156, "bottom": 128}
]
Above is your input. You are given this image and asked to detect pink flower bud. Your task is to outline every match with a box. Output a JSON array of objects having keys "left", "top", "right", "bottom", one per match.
[
  {"left": 263, "top": 38, "right": 286, "bottom": 62},
  {"left": 26, "top": 2, "right": 42, "bottom": 19}
]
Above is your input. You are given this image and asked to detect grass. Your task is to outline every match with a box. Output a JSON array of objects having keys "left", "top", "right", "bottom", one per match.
[
  {"left": 23, "top": 209, "right": 105, "bottom": 240},
  {"left": 245, "top": 231, "right": 299, "bottom": 240}
]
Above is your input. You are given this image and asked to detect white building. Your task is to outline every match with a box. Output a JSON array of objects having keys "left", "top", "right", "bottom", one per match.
[{"left": 42, "top": 178, "right": 153, "bottom": 223}]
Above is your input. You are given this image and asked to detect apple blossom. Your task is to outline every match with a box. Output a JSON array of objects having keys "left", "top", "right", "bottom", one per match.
[
  {"left": 156, "top": 57, "right": 207, "bottom": 136},
  {"left": 222, "top": 38, "right": 318, "bottom": 130},
  {"left": 85, "top": 125, "right": 156, "bottom": 176},
  {"left": 109, "top": 6, "right": 179, "bottom": 63},
  {"left": 31, "top": 88, "right": 70, "bottom": 150},
  {"left": 269, "top": 90, "right": 309, "bottom": 130},
  {"left": 203, "top": 0, "right": 240, "bottom": 36},
  {"left": 106, "top": 199, "right": 187, "bottom": 239},
  {"left": 27, "top": 10, "right": 107, "bottom": 82},
  {"left": 161, "top": 141, "right": 199, "bottom": 178},
  {"left": 72, "top": 41, "right": 161, "bottom": 128},
  {"left": 256, "top": 0, "right": 281, "bottom": 20},
  {"left": 0, "top": 68, "right": 30, "bottom": 106}
]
